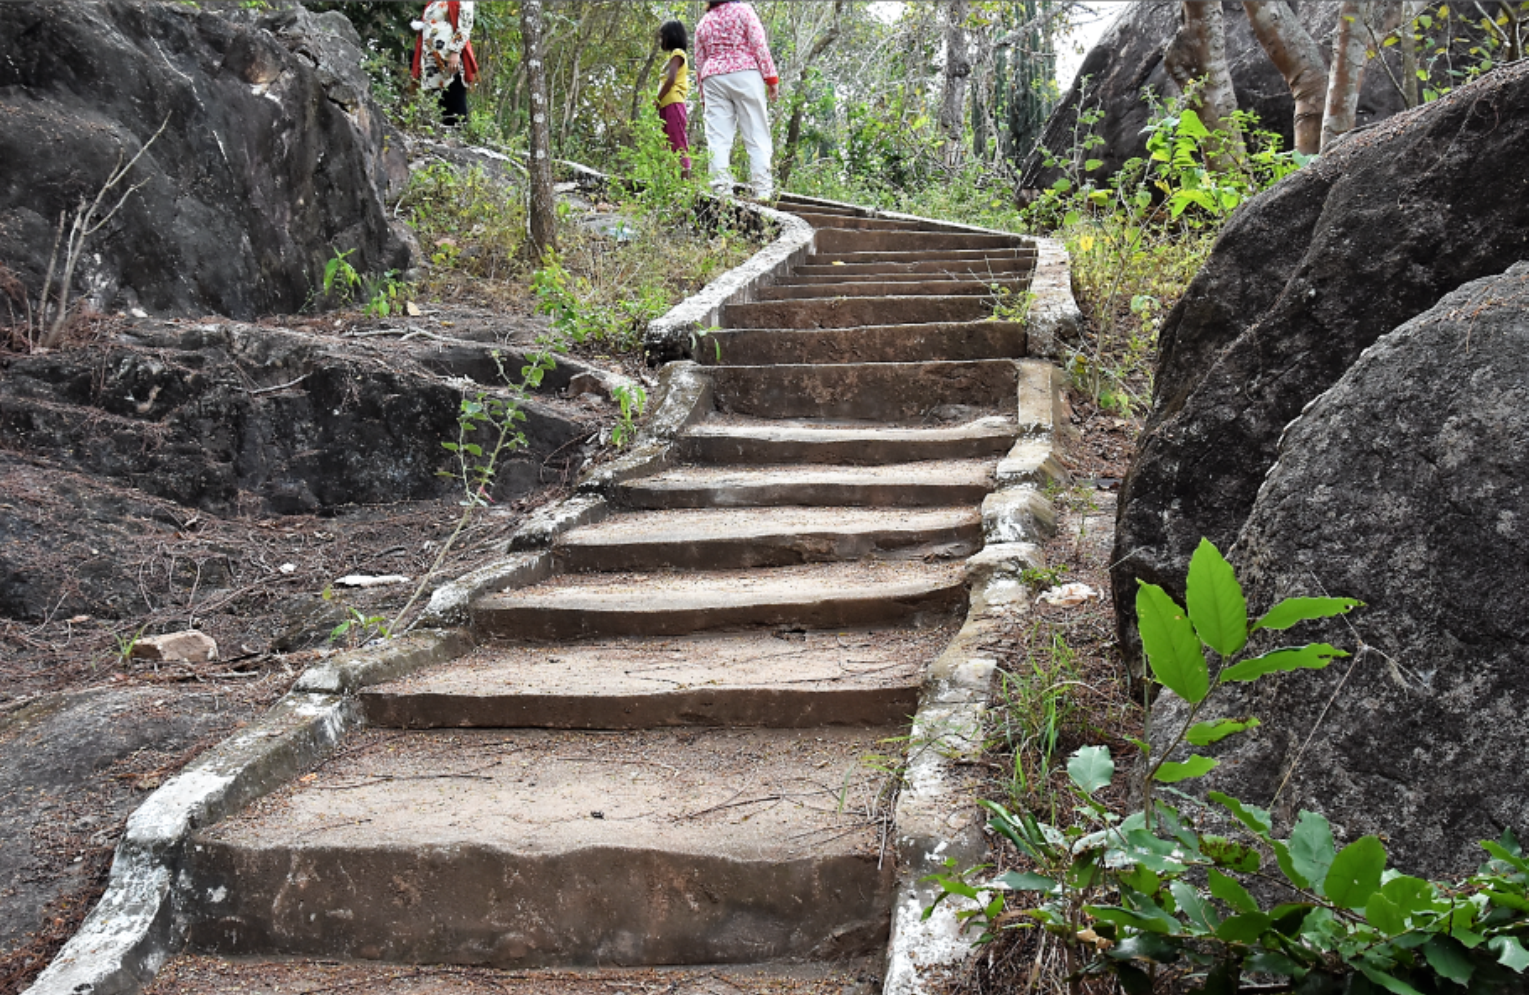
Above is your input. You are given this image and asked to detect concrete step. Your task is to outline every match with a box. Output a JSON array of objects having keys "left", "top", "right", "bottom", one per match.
[
  {"left": 147, "top": 954, "right": 881, "bottom": 994},
  {"left": 757, "top": 277, "right": 1028, "bottom": 300},
  {"left": 787, "top": 262, "right": 1034, "bottom": 281},
  {"left": 709, "top": 360, "right": 1019, "bottom": 420},
  {"left": 472, "top": 560, "right": 968, "bottom": 639},
  {"left": 700, "top": 322, "right": 1026, "bottom": 366},
  {"left": 814, "top": 229, "right": 1022, "bottom": 254},
  {"left": 180, "top": 727, "right": 902, "bottom": 967},
  {"left": 360, "top": 624, "right": 955, "bottom": 729},
  {"left": 723, "top": 294, "right": 994, "bottom": 329},
  {"left": 553, "top": 505, "right": 980, "bottom": 571},
  {"left": 807, "top": 247, "right": 1033, "bottom": 267},
  {"left": 614, "top": 460, "right": 995, "bottom": 510},
  {"left": 789, "top": 213, "right": 941, "bottom": 233},
  {"left": 679, "top": 414, "right": 1017, "bottom": 464},
  {"left": 776, "top": 197, "right": 863, "bottom": 217}
]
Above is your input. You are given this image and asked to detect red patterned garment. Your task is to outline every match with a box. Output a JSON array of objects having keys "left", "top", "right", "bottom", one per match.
[{"left": 694, "top": 2, "right": 778, "bottom": 85}]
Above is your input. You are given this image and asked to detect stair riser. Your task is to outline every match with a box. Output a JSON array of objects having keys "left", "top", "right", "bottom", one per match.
[
  {"left": 787, "top": 264, "right": 1034, "bottom": 281},
  {"left": 474, "top": 585, "right": 967, "bottom": 640},
  {"left": 679, "top": 433, "right": 1013, "bottom": 464},
  {"left": 616, "top": 481, "right": 992, "bottom": 510},
  {"left": 757, "top": 279, "right": 1027, "bottom": 300},
  {"left": 710, "top": 361, "right": 1019, "bottom": 420},
  {"left": 363, "top": 686, "right": 919, "bottom": 729},
  {"left": 182, "top": 844, "right": 896, "bottom": 967},
  {"left": 723, "top": 295, "right": 994, "bottom": 329},
  {"left": 553, "top": 523, "right": 981, "bottom": 571},
  {"left": 699, "top": 323, "right": 1025, "bottom": 366},
  {"left": 814, "top": 229, "right": 1020, "bottom": 253},
  {"left": 789, "top": 213, "right": 946, "bottom": 233},
  {"left": 808, "top": 249, "right": 1036, "bottom": 266}
]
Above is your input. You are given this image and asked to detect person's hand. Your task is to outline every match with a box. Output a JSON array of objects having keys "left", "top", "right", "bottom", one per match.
[
  {"left": 446, "top": 53, "right": 461, "bottom": 76},
  {"left": 766, "top": 82, "right": 779, "bottom": 102}
]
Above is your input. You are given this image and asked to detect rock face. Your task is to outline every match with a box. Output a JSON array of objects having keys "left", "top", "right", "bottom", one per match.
[
  {"left": 0, "top": 1, "right": 412, "bottom": 321},
  {"left": 1022, "top": 1, "right": 1408, "bottom": 188},
  {"left": 1154, "top": 262, "right": 1529, "bottom": 877},
  {"left": 1114, "top": 60, "right": 1529, "bottom": 655}
]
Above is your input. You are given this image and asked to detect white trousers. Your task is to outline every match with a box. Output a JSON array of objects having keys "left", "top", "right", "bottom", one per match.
[{"left": 702, "top": 70, "right": 772, "bottom": 200}]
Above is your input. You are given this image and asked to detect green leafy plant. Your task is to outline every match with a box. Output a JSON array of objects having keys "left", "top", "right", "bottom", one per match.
[
  {"left": 920, "top": 540, "right": 1529, "bottom": 993},
  {"left": 322, "top": 247, "right": 363, "bottom": 305},
  {"left": 609, "top": 382, "right": 646, "bottom": 448},
  {"left": 111, "top": 624, "right": 147, "bottom": 668}
]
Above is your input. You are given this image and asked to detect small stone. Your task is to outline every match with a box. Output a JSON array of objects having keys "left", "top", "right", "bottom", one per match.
[{"left": 131, "top": 630, "right": 218, "bottom": 664}]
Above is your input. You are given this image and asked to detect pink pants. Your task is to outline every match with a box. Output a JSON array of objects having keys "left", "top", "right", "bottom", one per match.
[{"left": 658, "top": 102, "right": 692, "bottom": 170}]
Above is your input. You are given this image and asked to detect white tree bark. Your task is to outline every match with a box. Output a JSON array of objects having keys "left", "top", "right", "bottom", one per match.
[
  {"left": 939, "top": 0, "right": 972, "bottom": 169},
  {"left": 1243, "top": 0, "right": 1329, "bottom": 155},
  {"left": 1164, "top": 2, "right": 1245, "bottom": 168},
  {"left": 1322, "top": 0, "right": 1375, "bottom": 151},
  {"left": 520, "top": 0, "right": 556, "bottom": 256}
]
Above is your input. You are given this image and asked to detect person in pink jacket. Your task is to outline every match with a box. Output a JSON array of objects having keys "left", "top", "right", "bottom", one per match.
[{"left": 693, "top": 0, "right": 779, "bottom": 201}]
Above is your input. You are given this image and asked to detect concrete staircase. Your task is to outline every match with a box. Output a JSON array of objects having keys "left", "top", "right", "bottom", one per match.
[{"left": 138, "top": 195, "right": 1054, "bottom": 994}]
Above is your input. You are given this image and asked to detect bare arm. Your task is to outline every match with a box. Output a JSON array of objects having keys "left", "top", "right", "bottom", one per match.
[{"left": 656, "top": 53, "right": 681, "bottom": 104}]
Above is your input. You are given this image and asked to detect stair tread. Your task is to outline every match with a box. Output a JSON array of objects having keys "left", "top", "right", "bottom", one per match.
[
  {"left": 365, "top": 624, "right": 951, "bottom": 703},
  {"left": 196, "top": 726, "right": 901, "bottom": 859},
  {"left": 148, "top": 954, "right": 880, "bottom": 994},
  {"left": 625, "top": 459, "right": 995, "bottom": 491},
  {"left": 561, "top": 505, "right": 978, "bottom": 546},
  {"left": 684, "top": 413, "right": 1016, "bottom": 442}
]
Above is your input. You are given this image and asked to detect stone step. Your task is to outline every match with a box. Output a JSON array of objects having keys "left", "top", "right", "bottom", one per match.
[
  {"left": 472, "top": 561, "right": 967, "bottom": 639},
  {"left": 180, "top": 727, "right": 903, "bottom": 968},
  {"left": 709, "top": 360, "right": 1019, "bottom": 419},
  {"left": 787, "top": 261, "right": 1034, "bottom": 281},
  {"left": 776, "top": 196, "right": 863, "bottom": 215},
  {"left": 756, "top": 277, "right": 1028, "bottom": 300},
  {"left": 813, "top": 228, "right": 1022, "bottom": 254},
  {"left": 147, "top": 954, "right": 881, "bottom": 994},
  {"left": 679, "top": 414, "right": 1017, "bottom": 464},
  {"left": 360, "top": 624, "right": 954, "bottom": 729},
  {"left": 614, "top": 460, "right": 995, "bottom": 510},
  {"left": 723, "top": 294, "right": 994, "bottom": 329},
  {"left": 789, "top": 213, "right": 941, "bottom": 233},
  {"left": 700, "top": 322, "right": 1026, "bottom": 366},
  {"left": 806, "top": 247, "right": 1033, "bottom": 267},
  {"left": 553, "top": 505, "right": 980, "bottom": 572}
]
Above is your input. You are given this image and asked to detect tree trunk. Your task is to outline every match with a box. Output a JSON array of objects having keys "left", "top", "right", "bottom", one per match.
[
  {"left": 521, "top": 0, "right": 556, "bottom": 257},
  {"left": 1164, "top": 2, "right": 1245, "bottom": 168},
  {"left": 777, "top": 0, "right": 848, "bottom": 190},
  {"left": 1399, "top": 0, "right": 1421, "bottom": 107},
  {"left": 1322, "top": 0, "right": 1374, "bottom": 151},
  {"left": 1243, "top": 0, "right": 1329, "bottom": 155},
  {"left": 630, "top": 39, "right": 660, "bottom": 127},
  {"left": 939, "top": 0, "right": 972, "bottom": 170}
]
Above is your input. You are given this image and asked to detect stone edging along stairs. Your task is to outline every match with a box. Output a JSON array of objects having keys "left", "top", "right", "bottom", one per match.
[{"left": 28, "top": 193, "right": 1081, "bottom": 995}]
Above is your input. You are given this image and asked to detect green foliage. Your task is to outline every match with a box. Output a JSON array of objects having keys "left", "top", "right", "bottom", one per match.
[
  {"left": 321, "top": 587, "right": 391, "bottom": 648},
  {"left": 912, "top": 540, "right": 1529, "bottom": 995},
  {"left": 530, "top": 250, "right": 668, "bottom": 354},
  {"left": 610, "top": 382, "right": 647, "bottom": 449}
]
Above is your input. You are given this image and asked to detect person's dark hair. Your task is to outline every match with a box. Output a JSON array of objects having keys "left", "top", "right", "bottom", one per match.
[
  {"left": 706, "top": 1, "right": 735, "bottom": 8},
  {"left": 659, "top": 20, "right": 687, "bottom": 51}
]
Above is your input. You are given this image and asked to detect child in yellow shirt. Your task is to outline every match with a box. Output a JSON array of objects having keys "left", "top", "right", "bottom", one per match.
[{"left": 654, "top": 20, "right": 692, "bottom": 177}]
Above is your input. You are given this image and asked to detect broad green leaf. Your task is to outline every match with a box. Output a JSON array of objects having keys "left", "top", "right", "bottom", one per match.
[
  {"left": 1219, "top": 644, "right": 1347, "bottom": 682},
  {"left": 1136, "top": 581, "right": 1210, "bottom": 703},
  {"left": 1365, "top": 892, "right": 1407, "bottom": 935},
  {"left": 1122, "top": 828, "right": 1190, "bottom": 874},
  {"left": 1107, "top": 932, "right": 1183, "bottom": 966},
  {"left": 1154, "top": 754, "right": 1218, "bottom": 783},
  {"left": 1244, "top": 950, "right": 1304, "bottom": 977},
  {"left": 1381, "top": 875, "right": 1438, "bottom": 916},
  {"left": 1084, "top": 158, "right": 1104, "bottom": 171},
  {"left": 1209, "top": 791, "right": 1272, "bottom": 835},
  {"left": 1201, "top": 835, "right": 1262, "bottom": 873},
  {"left": 1289, "top": 811, "right": 1336, "bottom": 893},
  {"left": 1253, "top": 596, "right": 1363, "bottom": 632},
  {"left": 1484, "top": 887, "right": 1529, "bottom": 912},
  {"left": 1355, "top": 959, "right": 1422, "bottom": 995},
  {"left": 1325, "top": 835, "right": 1387, "bottom": 909},
  {"left": 1170, "top": 880, "right": 1220, "bottom": 933},
  {"left": 1208, "top": 868, "right": 1259, "bottom": 913},
  {"left": 1423, "top": 935, "right": 1475, "bottom": 986},
  {"left": 991, "top": 870, "right": 1058, "bottom": 893},
  {"left": 1067, "top": 745, "right": 1114, "bottom": 795},
  {"left": 1088, "top": 904, "right": 1180, "bottom": 935},
  {"left": 1118, "top": 865, "right": 1160, "bottom": 895},
  {"left": 1188, "top": 716, "right": 1261, "bottom": 746},
  {"left": 1492, "top": 935, "right": 1529, "bottom": 972},
  {"left": 1482, "top": 838, "right": 1529, "bottom": 874},
  {"left": 1178, "top": 108, "right": 1210, "bottom": 138},
  {"left": 1215, "top": 911, "right": 1272, "bottom": 942},
  {"left": 1450, "top": 904, "right": 1484, "bottom": 947},
  {"left": 1185, "top": 538, "right": 1247, "bottom": 656}
]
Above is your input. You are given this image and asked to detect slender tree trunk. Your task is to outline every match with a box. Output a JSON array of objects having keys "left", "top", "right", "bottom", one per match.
[
  {"left": 521, "top": 0, "right": 556, "bottom": 257},
  {"left": 630, "top": 39, "right": 660, "bottom": 127},
  {"left": 778, "top": 0, "right": 848, "bottom": 190},
  {"left": 1399, "top": 0, "right": 1421, "bottom": 107},
  {"left": 1243, "top": 0, "right": 1329, "bottom": 155},
  {"left": 1322, "top": 0, "right": 1374, "bottom": 151},
  {"left": 939, "top": 0, "right": 972, "bottom": 170},
  {"left": 1164, "top": 2, "right": 1245, "bottom": 168}
]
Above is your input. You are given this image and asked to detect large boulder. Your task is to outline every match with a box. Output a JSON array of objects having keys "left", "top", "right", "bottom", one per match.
[
  {"left": 1022, "top": 1, "right": 1409, "bottom": 188},
  {"left": 0, "top": 0, "right": 412, "bottom": 321},
  {"left": 1153, "top": 262, "right": 1529, "bottom": 877},
  {"left": 1113, "top": 60, "right": 1529, "bottom": 655}
]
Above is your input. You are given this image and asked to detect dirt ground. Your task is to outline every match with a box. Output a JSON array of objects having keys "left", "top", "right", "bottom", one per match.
[{"left": 0, "top": 300, "right": 645, "bottom": 993}]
